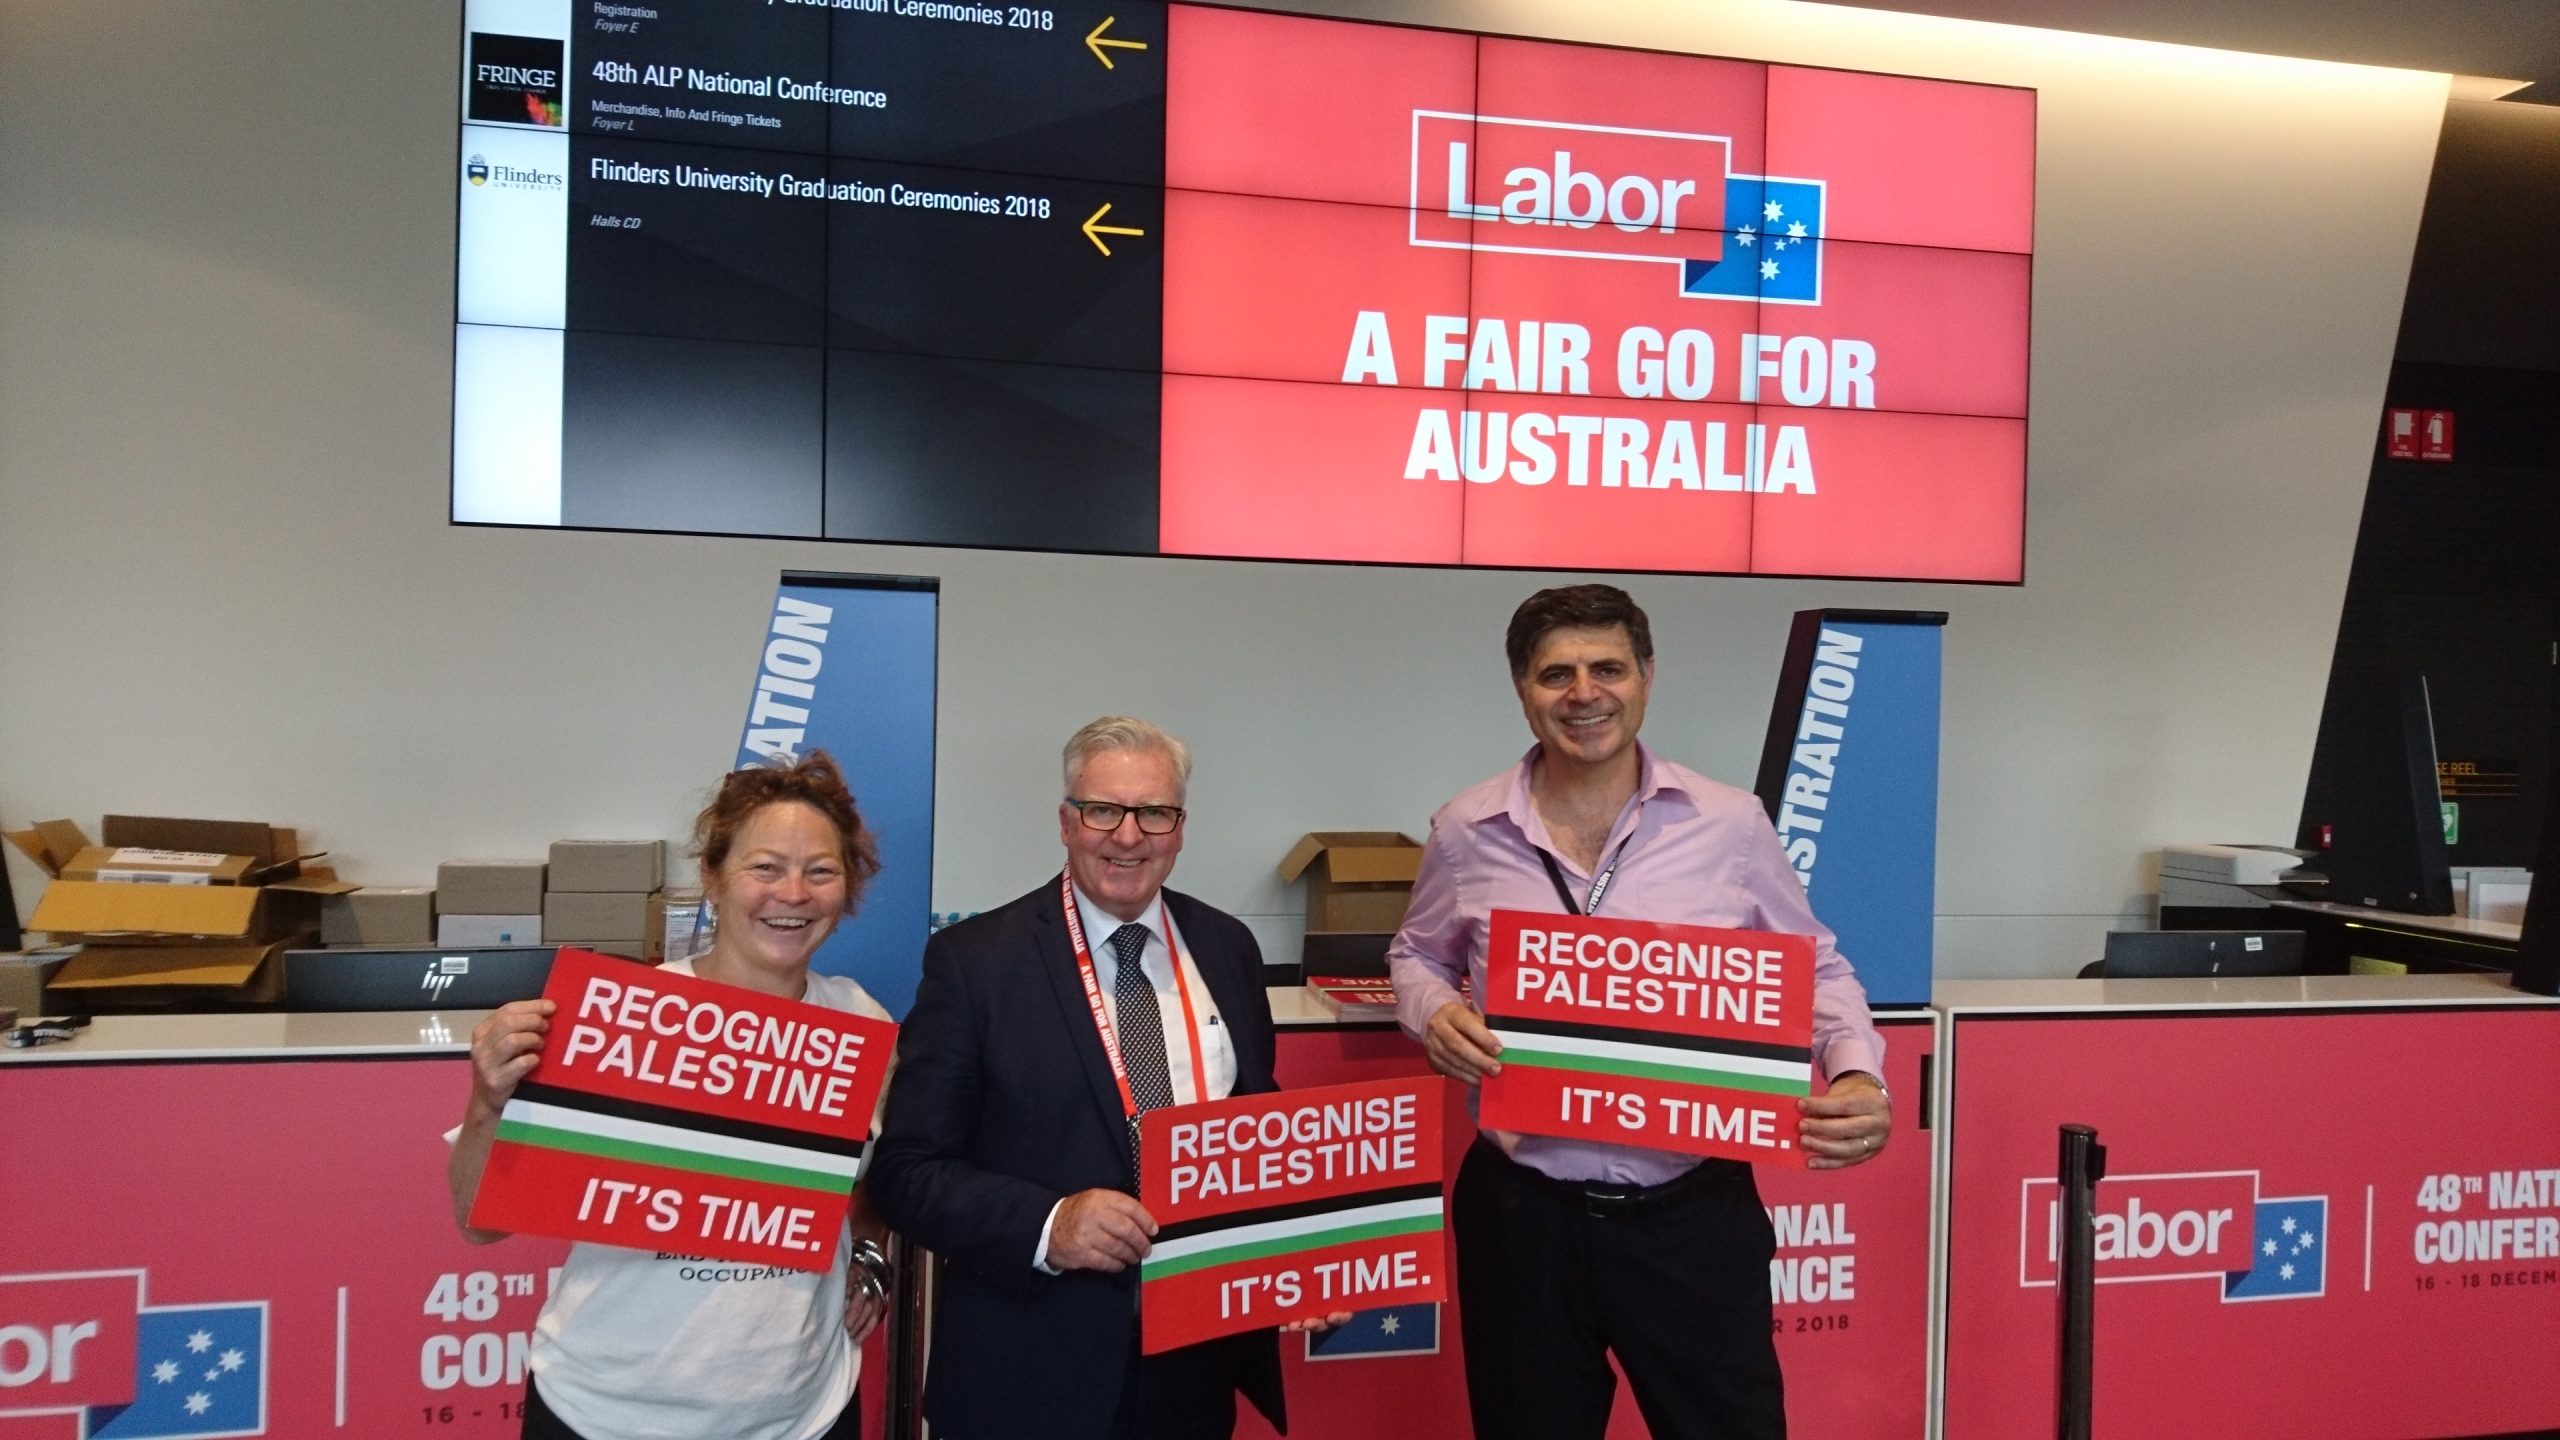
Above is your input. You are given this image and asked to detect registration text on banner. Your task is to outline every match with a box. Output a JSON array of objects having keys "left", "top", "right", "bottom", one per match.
[
  {"left": 467, "top": 947, "right": 897, "bottom": 1271},
  {"left": 1139, "top": 1077, "right": 1448, "bottom": 1353},
  {"left": 1479, "top": 908, "right": 1813, "bottom": 1164}
]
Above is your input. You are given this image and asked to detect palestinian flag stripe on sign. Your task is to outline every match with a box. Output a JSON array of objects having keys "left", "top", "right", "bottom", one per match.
[
  {"left": 513, "top": 1077, "right": 870, "bottom": 1159},
  {"left": 495, "top": 1097, "right": 861, "bottom": 1196},
  {"left": 1488, "top": 1025, "right": 1813, "bottom": 1096},
  {"left": 1145, "top": 1195, "right": 1445, "bottom": 1280}
]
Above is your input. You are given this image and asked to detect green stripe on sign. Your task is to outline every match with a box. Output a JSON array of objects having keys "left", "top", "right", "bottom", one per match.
[
  {"left": 496, "top": 1120, "right": 848, "bottom": 1194},
  {"left": 1500, "top": 1048, "right": 1811, "bottom": 1095},
  {"left": 1145, "top": 1213, "right": 1444, "bottom": 1280}
]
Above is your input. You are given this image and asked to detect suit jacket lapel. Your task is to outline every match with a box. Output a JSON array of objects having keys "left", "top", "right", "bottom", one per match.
[{"left": 1034, "top": 876, "right": 1141, "bottom": 1180}]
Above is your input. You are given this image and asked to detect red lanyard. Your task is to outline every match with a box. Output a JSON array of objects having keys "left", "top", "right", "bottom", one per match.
[{"left": 1060, "top": 872, "right": 1209, "bottom": 1118}]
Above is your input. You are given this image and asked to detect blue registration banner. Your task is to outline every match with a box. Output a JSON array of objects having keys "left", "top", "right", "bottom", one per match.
[
  {"left": 1752, "top": 610, "right": 1945, "bottom": 1007},
  {"left": 735, "top": 571, "right": 939, "bottom": 1018}
]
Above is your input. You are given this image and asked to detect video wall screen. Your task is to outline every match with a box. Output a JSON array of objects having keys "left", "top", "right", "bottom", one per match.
[{"left": 453, "top": 1, "right": 2035, "bottom": 581}]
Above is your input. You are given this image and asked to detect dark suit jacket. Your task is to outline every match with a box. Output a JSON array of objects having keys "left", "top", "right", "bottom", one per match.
[{"left": 870, "top": 877, "right": 1286, "bottom": 1440}]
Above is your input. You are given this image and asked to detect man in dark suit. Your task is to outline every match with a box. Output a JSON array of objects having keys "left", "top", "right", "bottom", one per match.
[{"left": 870, "top": 717, "right": 1289, "bottom": 1440}]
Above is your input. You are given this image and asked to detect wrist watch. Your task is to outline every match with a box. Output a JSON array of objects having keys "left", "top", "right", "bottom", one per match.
[{"left": 1839, "top": 1070, "right": 1891, "bottom": 1105}]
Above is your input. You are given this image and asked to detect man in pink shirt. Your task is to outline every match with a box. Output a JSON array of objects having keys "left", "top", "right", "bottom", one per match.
[{"left": 1388, "top": 583, "right": 1891, "bottom": 1440}]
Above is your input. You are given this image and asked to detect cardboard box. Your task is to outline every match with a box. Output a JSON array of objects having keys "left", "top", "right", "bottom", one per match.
[
  {"left": 437, "top": 914, "right": 543, "bottom": 947},
  {"left": 47, "top": 940, "right": 290, "bottom": 1008},
  {"left": 0, "top": 950, "right": 78, "bottom": 1015},
  {"left": 549, "top": 840, "right": 664, "bottom": 893},
  {"left": 322, "top": 887, "right": 437, "bottom": 946},
  {"left": 14, "top": 817, "right": 345, "bottom": 1007},
  {"left": 543, "top": 890, "right": 656, "bottom": 943},
  {"left": 651, "top": 889, "right": 704, "bottom": 963},
  {"left": 29, "top": 878, "right": 342, "bottom": 946},
  {"left": 102, "top": 815, "right": 306, "bottom": 868},
  {"left": 1277, "top": 832, "right": 1424, "bottom": 934},
  {"left": 5, "top": 821, "right": 105, "bottom": 878},
  {"left": 438, "top": 862, "right": 546, "bottom": 915},
  {"left": 60, "top": 846, "right": 260, "bottom": 886}
]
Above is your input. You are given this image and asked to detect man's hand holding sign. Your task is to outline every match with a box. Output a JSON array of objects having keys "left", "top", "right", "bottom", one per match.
[{"left": 467, "top": 946, "right": 898, "bottom": 1271}]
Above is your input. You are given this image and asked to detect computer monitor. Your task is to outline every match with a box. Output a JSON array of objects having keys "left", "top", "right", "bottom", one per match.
[
  {"left": 283, "top": 946, "right": 556, "bottom": 1011},
  {"left": 2298, "top": 671, "right": 2455, "bottom": 915},
  {"left": 2101, "top": 930, "right": 2306, "bottom": 978}
]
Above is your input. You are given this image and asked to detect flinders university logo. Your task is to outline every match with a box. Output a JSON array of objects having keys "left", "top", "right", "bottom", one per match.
[
  {"left": 466, "top": 154, "right": 490, "bottom": 186},
  {"left": 2020, "top": 1170, "right": 2329, "bottom": 1304},
  {"left": 0, "top": 1271, "right": 269, "bottom": 1436},
  {"left": 1410, "top": 112, "right": 1826, "bottom": 305}
]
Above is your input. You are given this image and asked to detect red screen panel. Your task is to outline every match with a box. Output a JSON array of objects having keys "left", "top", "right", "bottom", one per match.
[
  {"left": 1165, "top": 5, "right": 1478, "bottom": 210},
  {"left": 1765, "top": 65, "right": 2036, "bottom": 253},
  {"left": 1163, "top": 189, "right": 1472, "bottom": 389},
  {"left": 1160, "top": 373, "right": 1465, "bottom": 563},
  {"left": 1746, "top": 408, "right": 2026, "bottom": 580},
  {"left": 1776, "top": 238, "right": 2031, "bottom": 418},
  {"left": 1453, "top": 392, "right": 1761, "bottom": 573}
]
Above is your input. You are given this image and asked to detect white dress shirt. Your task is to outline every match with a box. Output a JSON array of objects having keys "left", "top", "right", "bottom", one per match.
[{"left": 1033, "top": 883, "right": 1238, "bottom": 1270}]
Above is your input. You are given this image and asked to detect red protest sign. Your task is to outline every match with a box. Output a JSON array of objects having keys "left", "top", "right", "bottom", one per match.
[
  {"left": 467, "top": 947, "right": 896, "bottom": 1271},
  {"left": 1479, "top": 908, "right": 1814, "bottom": 1165},
  {"left": 1138, "top": 1077, "right": 1447, "bottom": 1354}
]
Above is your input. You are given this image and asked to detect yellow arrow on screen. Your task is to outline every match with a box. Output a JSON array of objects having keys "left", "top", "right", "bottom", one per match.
[
  {"left": 1081, "top": 203, "right": 1145, "bottom": 256},
  {"left": 1085, "top": 15, "right": 1148, "bottom": 69}
]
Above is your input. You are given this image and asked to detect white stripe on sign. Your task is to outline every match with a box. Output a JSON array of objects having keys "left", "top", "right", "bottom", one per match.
[
  {"left": 1487, "top": 1029, "right": 1809, "bottom": 1081},
  {"left": 502, "top": 1098, "right": 865, "bottom": 1180},
  {"left": 1147, "top": 1195, "right": 1443, "bottom": 1267}
]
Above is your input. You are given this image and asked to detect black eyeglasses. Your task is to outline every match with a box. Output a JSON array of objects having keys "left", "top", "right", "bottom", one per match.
[{"left": 1065, "top": 799, "right": 1187, "bottom": 835}]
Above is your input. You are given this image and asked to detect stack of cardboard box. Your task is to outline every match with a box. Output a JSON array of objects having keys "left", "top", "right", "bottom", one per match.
[
  {"left": 543, "top": 840, "right": 664, "bottom": 961},
  {"left": 436, "top": 861, "right": 547, "bottom": 946},
  {"left": 6, "top": 816, "right": 356, "bottom": 1007},
  {"left": 1278, "top": 831, "right": 1423, "bottom": 976},
  {"left": 321, "top": 886, "right": 437, "bottom": 946}
]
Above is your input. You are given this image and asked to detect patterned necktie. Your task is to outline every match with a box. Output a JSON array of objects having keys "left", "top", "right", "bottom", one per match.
[{"left": 1109, "top": 922, "right": 1177, "bottom": 1176}]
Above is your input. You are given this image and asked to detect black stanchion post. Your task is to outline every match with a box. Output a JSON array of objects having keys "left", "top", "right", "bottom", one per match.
[
  {"left": 887, "top": 1236, "right": 931, "bottom": 1440},
  {"left": 2056, "top": 1123, "right": 2106, "bottom": 1440}
]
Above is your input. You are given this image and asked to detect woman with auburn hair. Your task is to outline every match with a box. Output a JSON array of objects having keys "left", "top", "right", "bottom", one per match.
[{"left": 446, "top": 751, "right": 896, "bottom": 1440}]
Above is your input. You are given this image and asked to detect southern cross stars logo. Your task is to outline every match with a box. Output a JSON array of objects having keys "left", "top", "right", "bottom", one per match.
[
  {"left": 2223, "top": 1196, "right": 2327, "bottom": 1302},
  {"left": 86, "top": 1302, "right": 268, "bottom": 1438},
  {"left": 1685, "top": 180, "right": 1827, "bottom": 304}
]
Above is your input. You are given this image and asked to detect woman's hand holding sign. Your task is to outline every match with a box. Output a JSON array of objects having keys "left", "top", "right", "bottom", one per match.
[
  {"left": 466, "top": 998, "right": 556, "bottom": 1118},
  {"left": 1796, "top": 1070, "right": 1890, "bottom": 1170}
]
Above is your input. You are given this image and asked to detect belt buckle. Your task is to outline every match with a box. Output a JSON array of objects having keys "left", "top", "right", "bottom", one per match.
[{"left": 1579, "top": 1183, "right": 1642, "bottom": 1219}]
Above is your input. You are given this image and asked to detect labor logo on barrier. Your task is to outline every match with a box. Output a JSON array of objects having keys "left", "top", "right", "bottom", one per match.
[
  {"left": 1138, "top": 1078, "right": 1447, "bottom": 1354},
  {"left": 1479, "top": 908, "right": 1813, "bottom": 1164},
  {"left": 0, "top": 1270, "right": 268, "bottom": 1437},
  {"left": 468, "top": 947, "right": 896, "bottom": 1272},
  {"left": 2021, "top": 1170, "right": 2330, "bottom": 1303}
]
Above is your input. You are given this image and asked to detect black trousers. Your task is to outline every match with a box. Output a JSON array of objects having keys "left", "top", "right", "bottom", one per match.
[
  {"left": 522, "top": 1377, "right": 861, "bottom": 1440},
  {"left": 1452, "top": 1140, "right": 1786, "bottom": 1440},
  {"left": 1105, "top": 1333, "right": 1238, "bottom": 1440}
]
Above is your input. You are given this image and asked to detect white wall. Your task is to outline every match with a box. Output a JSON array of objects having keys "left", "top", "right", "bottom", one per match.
[{"left": 0, "top": 0, "right": 2447, "bottom": 979}]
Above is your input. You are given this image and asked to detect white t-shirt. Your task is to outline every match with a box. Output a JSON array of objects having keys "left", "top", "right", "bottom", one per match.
[{"left": 529, "top": 962, "right": 892, "bottom": 1440}]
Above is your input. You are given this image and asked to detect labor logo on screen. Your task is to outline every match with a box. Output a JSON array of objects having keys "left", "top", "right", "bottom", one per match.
[{"left": 1411, "top": 112, "right": 1826, "bottom": 304}]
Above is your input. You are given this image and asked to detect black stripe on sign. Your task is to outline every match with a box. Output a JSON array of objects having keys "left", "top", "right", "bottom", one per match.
[
  {"left": 1491, "top": 1013, "right": 1812, "bottom": 1067},
  {"left": 1151, "top": 1179, "right": 1444, "bottom": 1248},
  {"left": 512, "top": 1079, "right": 869, "bottom": 1160}
]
